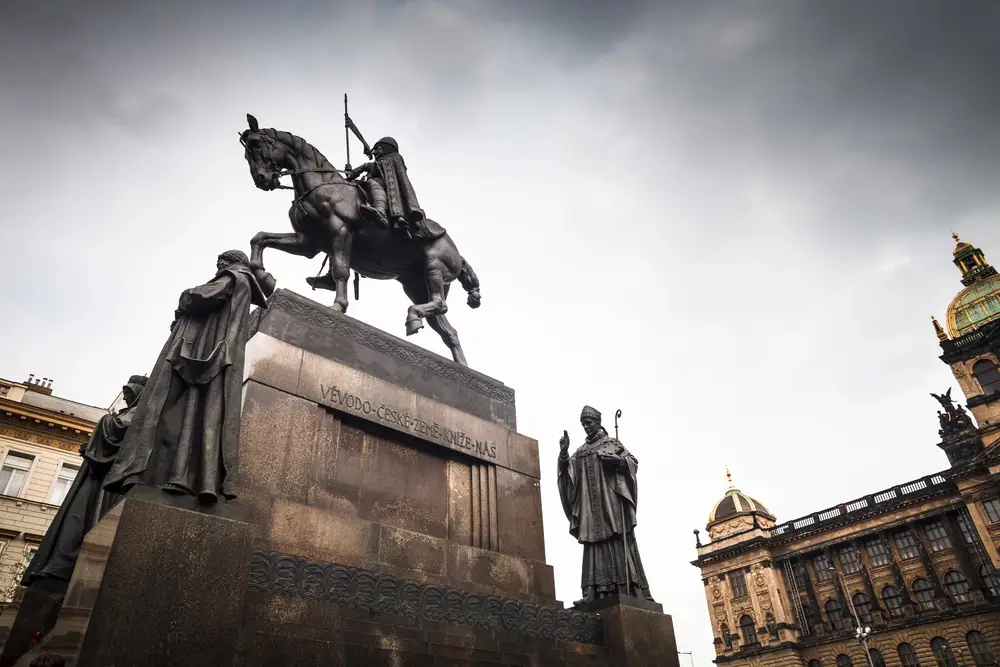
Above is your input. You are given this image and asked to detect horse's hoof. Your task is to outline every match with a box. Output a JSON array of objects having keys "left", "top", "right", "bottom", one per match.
[
  {"left": 405, "top": 318, "right": 423, "bottom": 336},
  {"left": 330, "top": 303, "right": 345, "bottom": 314}
]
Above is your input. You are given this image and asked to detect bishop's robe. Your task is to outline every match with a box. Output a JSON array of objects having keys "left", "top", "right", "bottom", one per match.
[{"left": 557, "top": 430, "right": 653, "bottom": 602}]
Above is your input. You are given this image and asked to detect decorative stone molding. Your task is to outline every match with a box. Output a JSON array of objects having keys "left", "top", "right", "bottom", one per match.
[{"left": 248, "top": 551, "right": 604, "bottom": 645}]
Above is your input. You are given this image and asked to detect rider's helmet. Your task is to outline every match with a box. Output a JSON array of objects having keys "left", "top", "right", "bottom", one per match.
[{"left": 373, "top": 137, "right": 399, "bottom": 154}]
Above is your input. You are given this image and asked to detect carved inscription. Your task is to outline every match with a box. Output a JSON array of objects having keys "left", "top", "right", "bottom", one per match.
[{"left": 320, "top": 384, "right": 498, "bottom": 460}]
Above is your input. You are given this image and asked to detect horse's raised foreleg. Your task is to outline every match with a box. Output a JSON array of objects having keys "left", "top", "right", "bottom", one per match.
[
  {"left": 326, "top": 216, "right": 353, "bottom": 314},
  {"left": 250, "top": 231, "right": 319, "bottom": 267}
]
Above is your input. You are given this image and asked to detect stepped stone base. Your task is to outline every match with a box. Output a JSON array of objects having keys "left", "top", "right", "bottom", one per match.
[{"left": 11, "top": 290, "right": 679, "bottom": 666}]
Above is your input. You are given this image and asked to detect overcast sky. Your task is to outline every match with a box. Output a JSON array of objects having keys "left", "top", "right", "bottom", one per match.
[{"left": 2, "top": 0, "right": 1000, "bottom": 659}]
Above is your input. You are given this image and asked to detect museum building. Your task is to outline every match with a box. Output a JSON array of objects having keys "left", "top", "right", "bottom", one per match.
[
  {"left": 0, "top": 375, "right": 103, "bottom": 601},
  {"left": 693, "top": 236, "right": 1000, "bottom": 667}
]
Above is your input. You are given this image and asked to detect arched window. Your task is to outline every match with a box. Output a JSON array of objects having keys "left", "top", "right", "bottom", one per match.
[
  {"left": 912, "top": 578, "right": 935, "bottom": 609},
  {"left": 739, "top": 615, "right": 758, "bottom": 646},
  {"left": 931, "top": 637, "right": 959, "bottom": 667},
  {"left": 882, "top": 585, "right": 903, "bottom": 617},
  {"left": 852, "top": 592, "right": 872, "bottom": 624},
  {"left": 944, "top": 570, "right": 971, "bottom": 603},
  {"left": 826, "top": 598, "right": 844, "bottom": 626},
  {"left": 981, "top": 563, "right": 1000, "bottom": 597},
  {"left": 974, "top": 359, "right": 1000, "bottom": 396},
  {"left": 869, "top": 649, "right": 887, "bottom": 667},
  {"left": 898, "top": 643, "right": 921, "bottom": 667},
  {"left": 837, "top": 654, "right": 854, "bottom": 667},
  {"left": 967, "top": 631, "right": 995, "bottom": 666}
]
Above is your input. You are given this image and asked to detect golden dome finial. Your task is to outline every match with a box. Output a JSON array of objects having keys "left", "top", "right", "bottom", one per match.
[
  {"left": 726, "top": 466, "right": 734, "bottom": 489},
  {"left": 952, "top": 232, "right": 975, "bottom": 258}
]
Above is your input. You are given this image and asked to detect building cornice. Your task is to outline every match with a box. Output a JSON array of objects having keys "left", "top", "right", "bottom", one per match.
[
  {"left": 693, "top": 473, "right": 958, "bottom": 566},
  {"left": 0, "top": 399, "right": 97, "bottom": 454},
  {"left": 940, "top": 320, "right": 1000, "bottom": 361},
  {"left": 0, "top": 397, "right": 97, "bottom": 433}
]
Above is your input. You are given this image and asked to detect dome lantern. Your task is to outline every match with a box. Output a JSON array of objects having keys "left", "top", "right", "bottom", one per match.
[{"left": 944, "top": 234, "right": 1000, "bottom": 338}]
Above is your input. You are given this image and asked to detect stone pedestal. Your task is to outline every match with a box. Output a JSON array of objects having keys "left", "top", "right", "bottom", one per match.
[
  {"left": 233, "top": 290, "right": 611, "bottom": 665},
  {"left": 19, "top": 289, "right": 679, "bottom": 665},
  {"left": 579, "top": 596, "right": 681, "bottom": 667},
  {"left": 17, "top": 488, "right": 255, "bottom": 666},
  {"left": 0, "top": 580, "right": 66, "bottom": 667}
]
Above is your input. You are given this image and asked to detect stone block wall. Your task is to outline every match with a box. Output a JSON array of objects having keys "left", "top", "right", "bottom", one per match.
[{"left": 240, "top": 379, "right": 555, "bottom": 604}]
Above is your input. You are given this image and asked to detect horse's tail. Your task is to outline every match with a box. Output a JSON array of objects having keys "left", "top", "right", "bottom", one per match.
[{"left": 458, "top": 258, "right": 481, "bottom": 309}]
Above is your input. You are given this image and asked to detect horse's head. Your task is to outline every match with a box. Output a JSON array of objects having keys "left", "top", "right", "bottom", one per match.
[{"left": 240, "top": 114, "right": 283, "bottom": 191}]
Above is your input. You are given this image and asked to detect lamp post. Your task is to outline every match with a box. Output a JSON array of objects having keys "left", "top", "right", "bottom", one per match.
[{"left": 829, "top": 567, "right": 876, "bottom": 667}]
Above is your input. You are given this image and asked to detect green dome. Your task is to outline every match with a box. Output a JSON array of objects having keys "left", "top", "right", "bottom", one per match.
[{"left": 946, "top": 273, "right": 1000, "bottom": 337}]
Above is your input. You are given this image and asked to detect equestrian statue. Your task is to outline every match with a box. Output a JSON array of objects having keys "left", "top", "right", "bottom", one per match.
[{"left": 240, "top": 110, "right": 481, "bottom": 366}]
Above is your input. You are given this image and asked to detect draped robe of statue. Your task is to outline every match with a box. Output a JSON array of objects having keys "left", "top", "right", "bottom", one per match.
[
  {"left": 21, "top": 396, "right": 140, "bottom": 587},
  {"left": 557, "top": 428, "right": 652, "bottom": 602},
  {"left": 373, "top": 150, "right": 425, "bottom": 225},
  {"left": 104, "top": 262, "right": 271, "bottom": 501}
]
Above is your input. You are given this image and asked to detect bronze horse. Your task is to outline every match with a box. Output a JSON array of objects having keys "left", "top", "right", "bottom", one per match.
[{"left": 240, "top": 114, "right": 481, "bottom": 366}]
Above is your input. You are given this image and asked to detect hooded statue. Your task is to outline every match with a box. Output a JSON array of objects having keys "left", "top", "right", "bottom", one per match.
[
  {"left": 557, "top": 405, "right": 653, "bottom": 605},
  {"left": 104, "top": 250, "right": 275, "bottom": 501},
  {"left": 22, "top": 375, "right": 148, "bottom": 587}
]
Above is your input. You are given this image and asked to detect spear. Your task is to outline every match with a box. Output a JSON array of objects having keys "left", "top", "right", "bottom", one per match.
[
  {"left": 344, "top": 94, "right": 351, "bottom": 171},
  {"left": 343, "top": 94, "right": 372, "bottom": 159}
]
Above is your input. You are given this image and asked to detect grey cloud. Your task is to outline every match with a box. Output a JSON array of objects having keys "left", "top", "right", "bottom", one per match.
[{"left": 1, "top": 1, "right": 999, "bottom": 660}]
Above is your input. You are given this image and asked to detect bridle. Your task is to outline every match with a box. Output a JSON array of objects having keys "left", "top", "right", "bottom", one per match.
[
  {"left": 240, "top": 131, "right": 347, "bottom": 191},
  {"left": 239, "top": 129, "right": 376, "bottom": 301}
]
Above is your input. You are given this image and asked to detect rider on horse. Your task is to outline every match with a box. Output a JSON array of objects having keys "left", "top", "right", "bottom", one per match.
[{"left": 345, "top": 137, "right": 426, "bottom": 237}]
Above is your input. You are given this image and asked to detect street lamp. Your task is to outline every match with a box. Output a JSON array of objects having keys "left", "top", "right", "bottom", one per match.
[{"left": 829, "top": 567, "right": 876, "bottom": 667}]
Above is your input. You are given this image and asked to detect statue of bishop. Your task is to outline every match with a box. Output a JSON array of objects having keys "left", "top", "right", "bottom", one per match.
[{"left": 558, "top": 405, "right": 654, "bottom": 606}]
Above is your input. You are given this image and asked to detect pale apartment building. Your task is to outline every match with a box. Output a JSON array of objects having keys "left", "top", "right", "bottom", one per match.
[{"left": 0, "top": 375, "right": 105, "bottom": 600}]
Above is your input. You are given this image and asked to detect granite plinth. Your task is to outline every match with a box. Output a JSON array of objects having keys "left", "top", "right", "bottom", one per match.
[
  {"left": 27, "top": 297, "right": 656, "bottom": 665},
  {"left": 596, "top": 599, "right": 680, "bottom": 667},
  {"left": 238, "top": 377, "right": 553, "bottom": 602},
  {"left": 233, "top": 296, "right": 614, "bottom": 664},
  {"left": 19, "top": 490, "right": 254, "bottom": 666},
  {"left": 249, "top": 289, "right": 517, "bottom": 429},
  {"left": 574, "top": 593, "right": 663, "bottom": 614}
]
